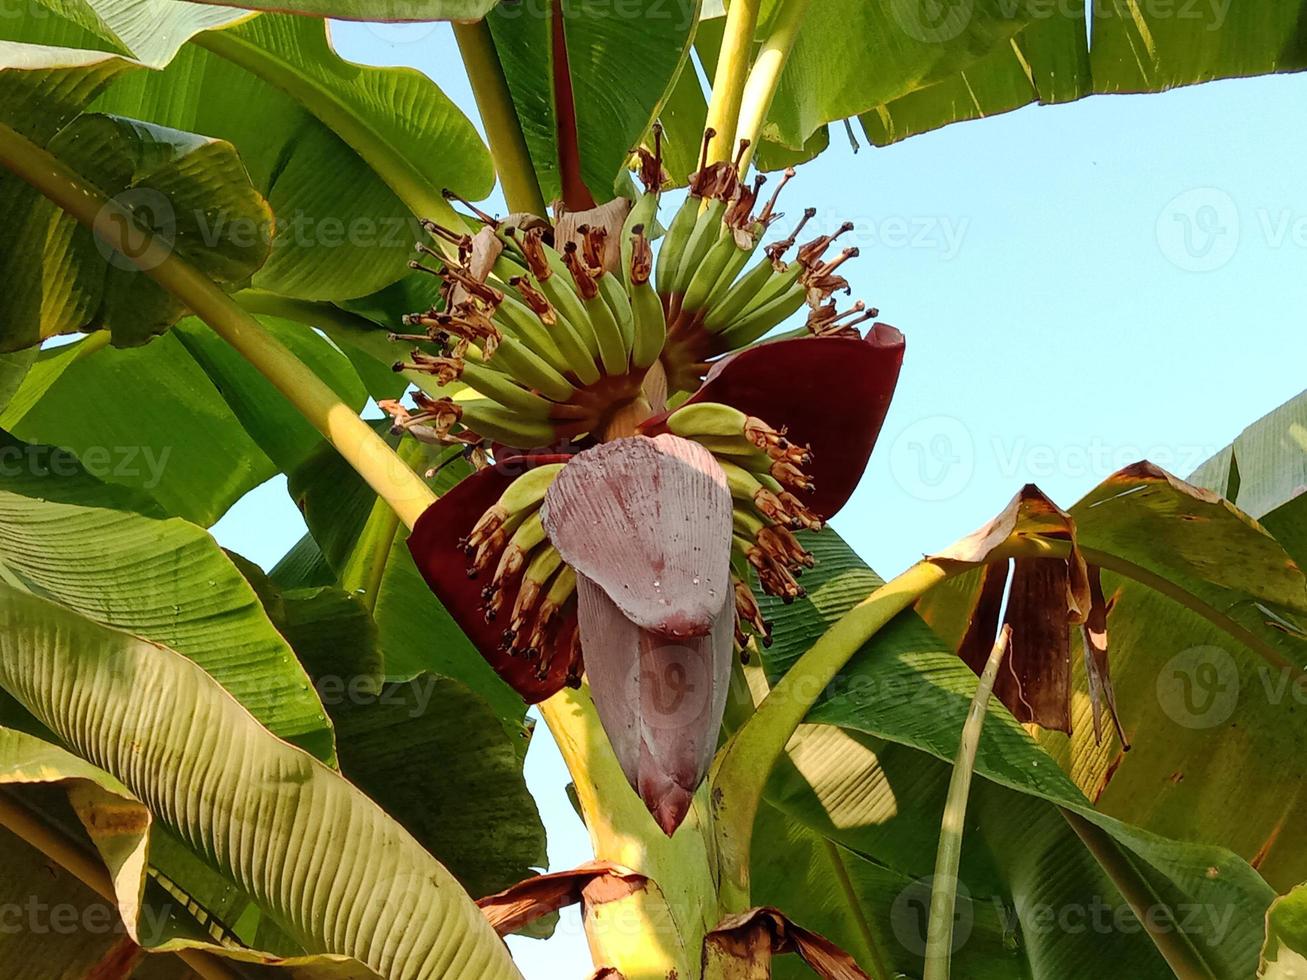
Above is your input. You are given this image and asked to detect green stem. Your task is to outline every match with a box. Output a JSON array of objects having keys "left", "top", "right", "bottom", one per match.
[
  {"left": 0, "top": 120, "right": 437, "bottom": 531},
  {"left": 540, "top": 689, "right": 719, "bottom": 980},
  {"left": 923, "top": 625, "right": 1011, "bottom": 980},
  {"left": 704, "top": 0, "right": 763, "bottom": 165},
  {"left": 452, "top": 20, "right": 549, "bottom": 217},
  {"left": 339, "top": 440, "right": 426, "bottom": 614},
  {"left": 735, "top": 0, "right": 813, "bottom": 171},
  {"left": 710, "top": 558, "right": 951, "bottom": 912},
  {"left": 1060, "top": 808, "right": 1217, "bottom": 979}
]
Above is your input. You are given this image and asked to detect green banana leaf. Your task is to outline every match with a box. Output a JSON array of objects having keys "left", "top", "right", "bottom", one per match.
[
  {"left": 755, "top": 721, "right": 1245, "bottom": 977},
  {"left": 755, "top": 526, "right": 1277, "bottom": 977},
  {"left": 273, "top": 434, "right": 532, "bottom": 738},
  {"left": 0, "top": 586, "right": 524, "bottom": 978},
  {"left": 0, "top": 350, "right": 35, "bottom": 412},
  {"left": 701, "top": 0, "right": 1307, "bottom": 161},
  {"left": 1091, "top": 0, "right": 1307, "bottom": 93},
  {"left": 486, "top": 0, "right": 700, "bottom": 202},
  {"left": 1188, "top": 387, "right": 1307, "bottom": 568},
  {"left": 1261, "top": 884, "right": 1307, "bottom": 979},
  {"left": 244, "top": 568, "right": 548, "bottom": 899},
  {"left": 0, "top": 430, "right": 336, "bottom": 761},
  {"left": 177, "top": 0, "right": 499, "bottom": 22},
  {"left": 0, "top": 62, "right": 271, "bottom": 352},
  {"left": 1, "top": 0, "right": 249, "bottom": 68},
  {"left": 0, "top": 316, "right": 369, "bottom": 525},
  {"left": 3, "top": 8, "right": 492, "bottom": 303},
  {"left": 859, "top": 8, "right": 1089, "bottom": 147},
  {"left": 92, "top": 13, "right": 491, "bottom": 301}
]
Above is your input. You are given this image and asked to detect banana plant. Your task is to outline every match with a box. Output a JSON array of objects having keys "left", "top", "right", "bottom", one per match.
[{"left": 1, "top": 0, "right": 1306, "bottom": 978}]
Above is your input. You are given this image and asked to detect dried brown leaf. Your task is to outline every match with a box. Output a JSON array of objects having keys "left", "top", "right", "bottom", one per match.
[
  {"left": 703, "top": 907, "right": 870, "bottom": 980},
  {"left": 1082, "top": 564, "right": 1130, "bottom": 748},
  {"left": 477, "top": 861, "right": 647, "bottom": 937}
]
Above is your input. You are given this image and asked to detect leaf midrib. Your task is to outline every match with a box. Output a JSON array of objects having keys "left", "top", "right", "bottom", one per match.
[{"left": 194, "top": 27, "right": 463, "bottom": 230}]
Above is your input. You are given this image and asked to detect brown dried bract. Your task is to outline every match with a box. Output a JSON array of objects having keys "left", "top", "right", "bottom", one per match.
[
  {"left": 477, "top": 861, "right": 648, "bottom": 937},
  {"left": 1083, "top": 564, "right": 1130, "bottom": 747},
  {"left": 930, "top": 485, "right": 1093, "bottom": 735},
  {"left": 702, "top": 907, "right": 870, "bottom": 979},
  {"left": 554, "top": 198, "right": 632, "bottom": 275}
]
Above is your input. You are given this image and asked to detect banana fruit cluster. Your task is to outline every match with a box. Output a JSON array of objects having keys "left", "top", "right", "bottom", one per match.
[
  {"left": 459, "top": 462, "right": 583, "bottom": 685},
  {"left": 381, "top": 126, "right": 874, "bottom": 449},
  {"left": 662, "top": 401, "right": 823, "bottom": 651},
  {"left": 386, "top": 126, "right": 882, "bottom": 662}
]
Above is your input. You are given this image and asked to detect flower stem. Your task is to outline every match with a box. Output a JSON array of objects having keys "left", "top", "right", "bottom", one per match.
[
  {"left": 0, "top": 120, "right": 437, "bottom": 531},
  {"left": 452, "top": 20, "right": 550, "bottom": 217},
  {"left": 539, "top": 688, "right": 718, "bottom": 980},
  {"left": 340, "top": 439, "right": 427, "bottom": 613},
  {"left": 704, "top": 0, "right": 763, "bottom": 165},
  {"left": 548, "top": 0, "right": 596, "bottom": 210},
  {"left": 923, "top": 625, "right": 1011, "bottom": 980},
  {"left": 734, "top": 0, "right": 813, "bottom": 171}
]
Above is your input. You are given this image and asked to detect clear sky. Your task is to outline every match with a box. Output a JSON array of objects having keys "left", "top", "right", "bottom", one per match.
[{"left": 212, "top": 22, "right": 1307, "bottom": 974}]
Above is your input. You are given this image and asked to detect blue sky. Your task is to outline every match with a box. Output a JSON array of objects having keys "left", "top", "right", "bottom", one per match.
[{"left": 212, "top": 22, "right": 1307, "bottom": 974}]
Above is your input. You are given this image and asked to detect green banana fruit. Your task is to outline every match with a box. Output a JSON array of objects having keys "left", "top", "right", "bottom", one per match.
[
  {"left": 680, "top": 227, "right": 739, "bottom": 314},
  {"left": 456, "top": 361, "right": 559, "bottom": 417},
  {"left": 487, "top": 335, "right": 576, "bottom": 403},
  {"left": 666, "top": 401, "right": 750, "bottom": 439},
  {"left": 597, "top": 272, "right": 636, "bottom": 350},
  {"left": 673, "top": 197, "right": 727, "bottom": 294},
  {"left": 715, "top": 281, "right": 807, "bottom": 349},
  {"left": 458, "top": 398, "right": 560, "bottom": 448},
  {"left": 495, "top": 295, "right": 571, "bottom": 375},
  {"left": 703, "top": 258, "right": 787, "bottom": 332},
  {"left": 655, "top": 192, "right": 703, "bottom": 296}
]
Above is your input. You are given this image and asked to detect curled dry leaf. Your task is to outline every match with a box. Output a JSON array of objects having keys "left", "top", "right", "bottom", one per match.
[
  {"left": 929, "top": 483, "right": 1084, "bottom": 572},
  {"left": 702, "top": 906, "right": 870, "bottom": 980},
  {"left": 476, "top": 861, "right": 647, "bottom": 937},
  {"left": 926, "top": 485, "right": 1105, "bottom": 738}
]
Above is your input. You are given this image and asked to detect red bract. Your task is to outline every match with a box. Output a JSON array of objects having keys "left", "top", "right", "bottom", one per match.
[
  {"left": 408, "top": 454, "right": 579, "bottom": 703},
  {"left": 649, "top": 326, "right": 905, "bottom": 519}
]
